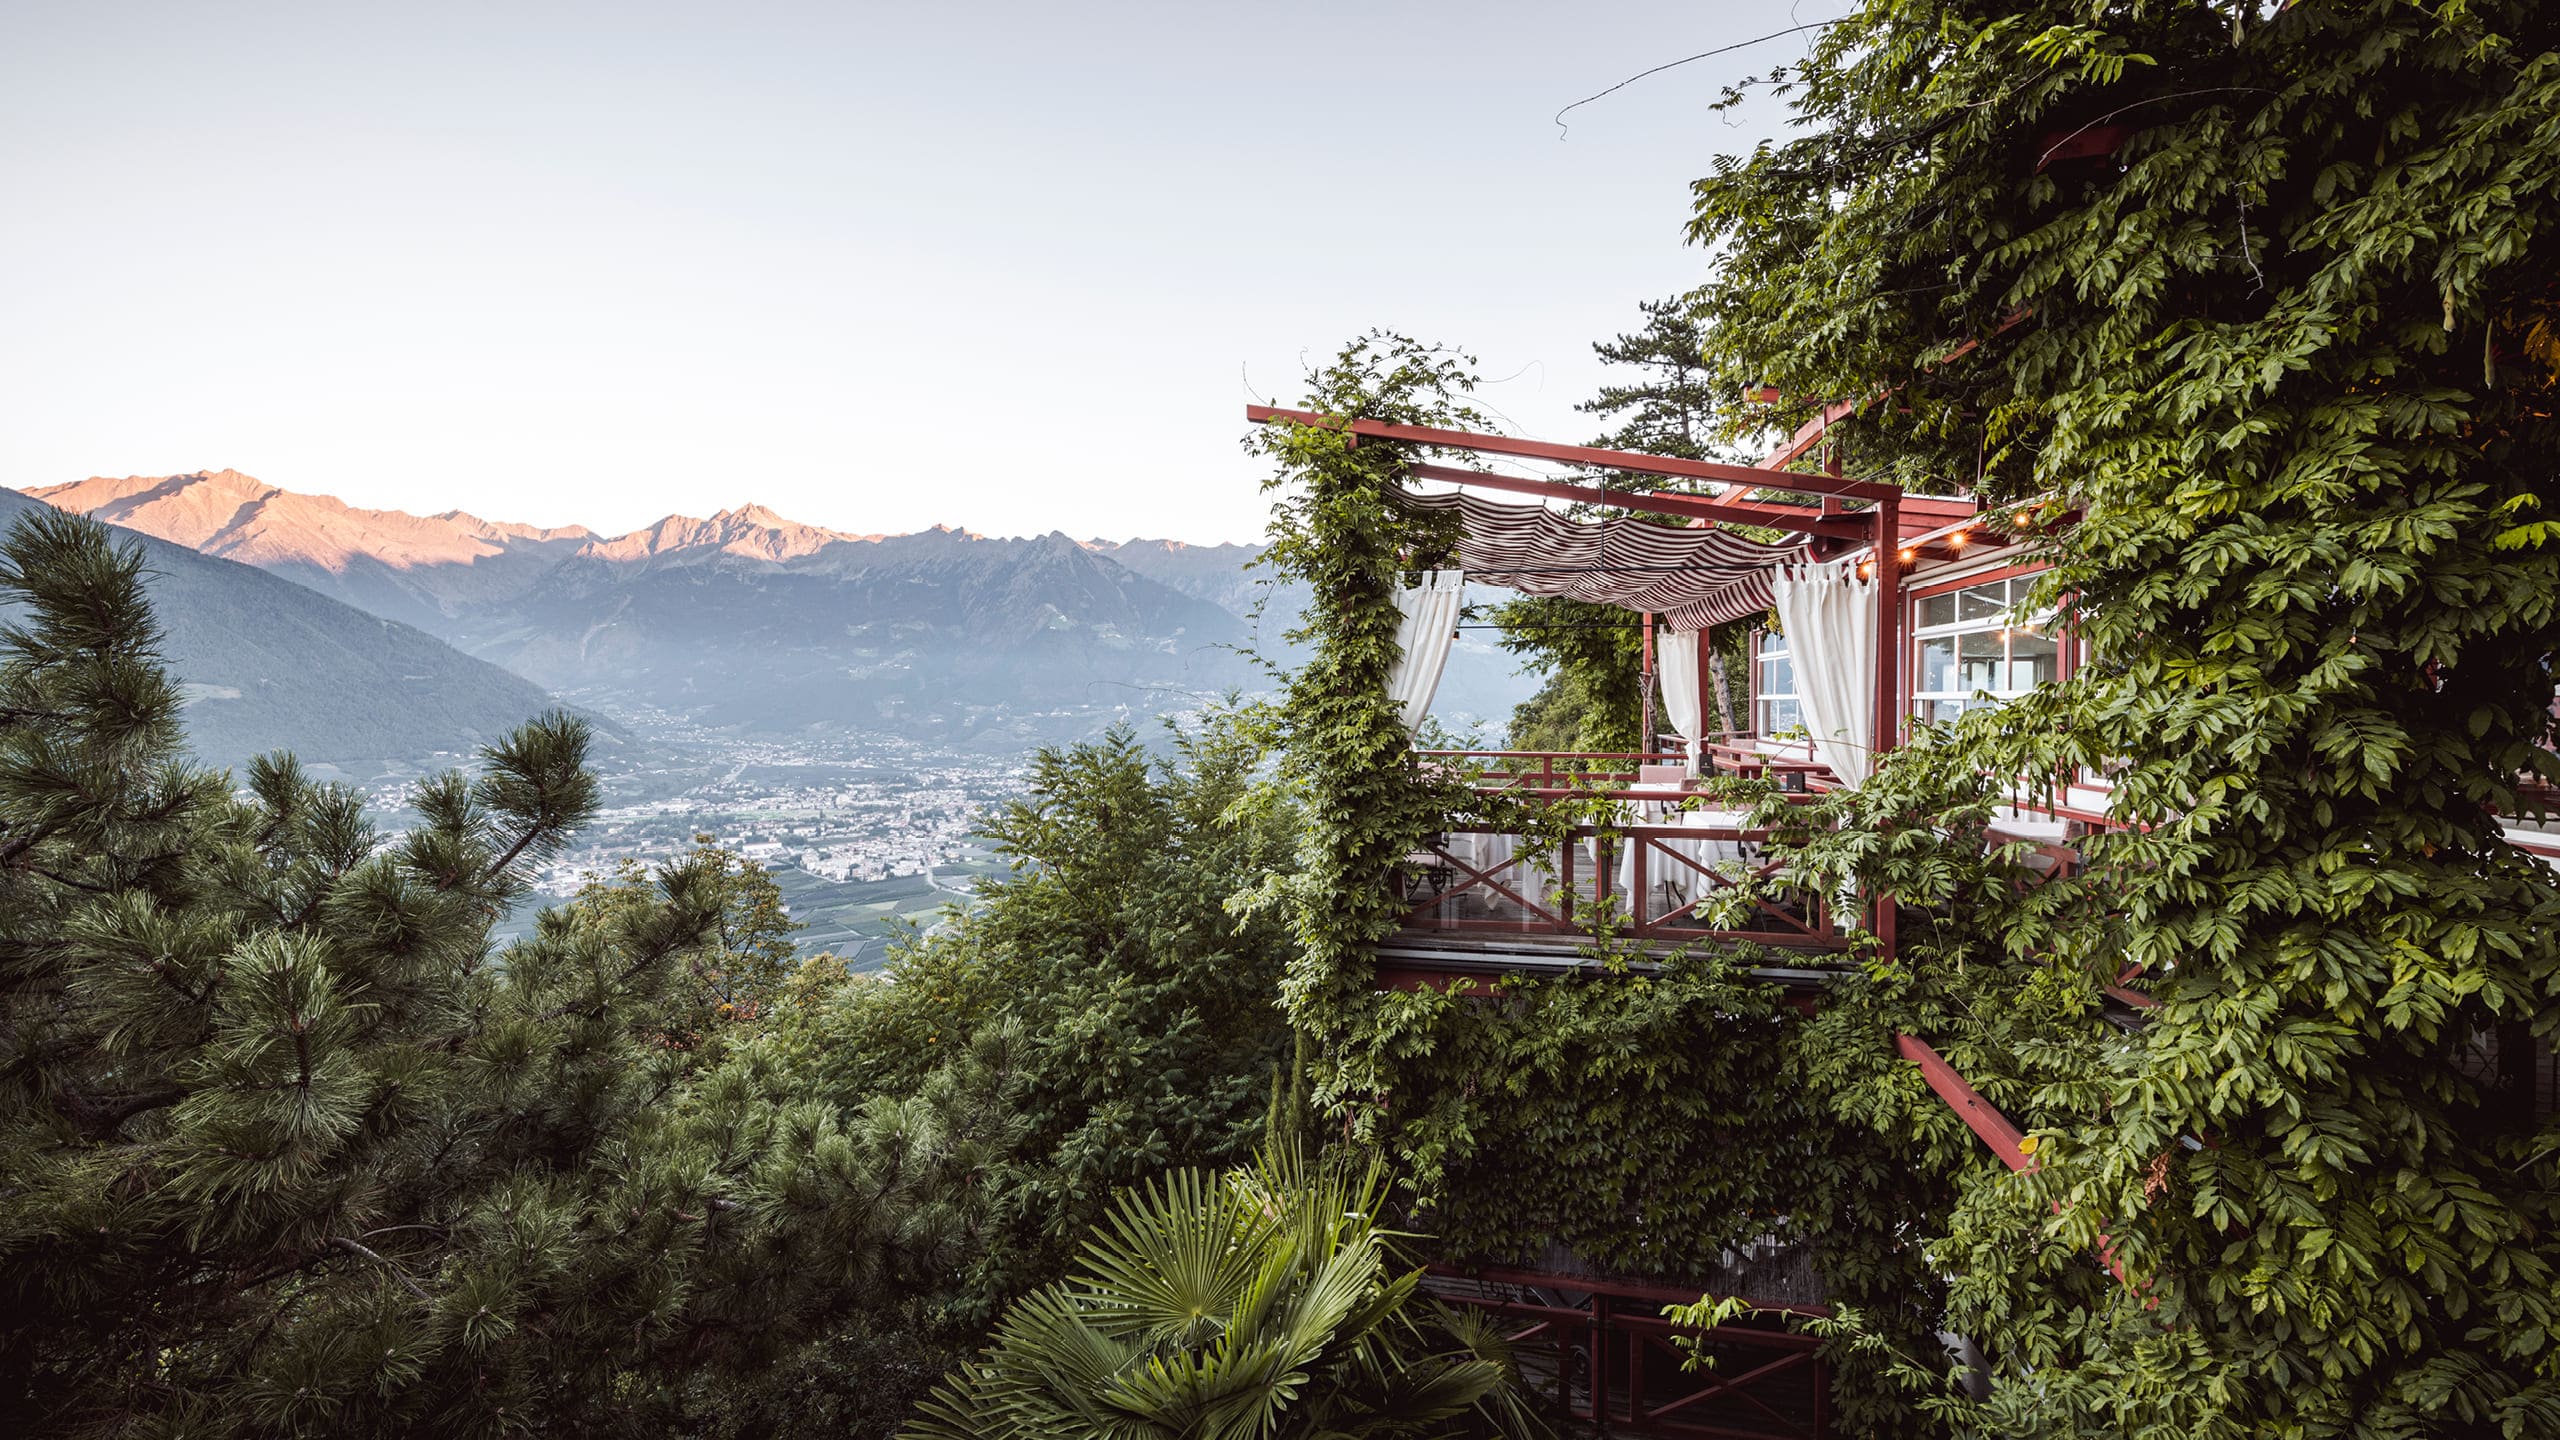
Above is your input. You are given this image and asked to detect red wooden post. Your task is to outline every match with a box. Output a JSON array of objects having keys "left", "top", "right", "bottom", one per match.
[
  {"left": 1872, "top": 497, "right": 1902, "bottom": 760},
  {"left": 1592, "top": 1292, "right": 1612, "bottom": 1427},
  {"left": 1631, "top": 832, "right": 1648, "bottom": 931},
  {"left": 1640, "top": 610, "right": 1657, "bottom": 750},
  {"left": 1871, "top": 495, "right": 1903, "bottom": 959}
]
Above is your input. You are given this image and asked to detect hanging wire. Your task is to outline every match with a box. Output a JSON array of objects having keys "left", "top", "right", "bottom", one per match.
[
  {"left": 1462, "top": 563, "right": 1782, "bottom": 574},
  {"left": 1454, "top": 622, "right": 1653, "bottom": 631}
]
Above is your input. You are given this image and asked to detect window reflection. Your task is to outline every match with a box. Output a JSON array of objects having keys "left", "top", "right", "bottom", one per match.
[
  {"left": 1910, "top": 575, "right": 2062, "bottom": 723},
  {"left": 1756, "top": 629, "right": 1800, "bottom": 736}
]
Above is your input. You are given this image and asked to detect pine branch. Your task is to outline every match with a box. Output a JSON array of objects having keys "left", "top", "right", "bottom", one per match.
[
  {"left": 329, "top": 1237, "right": 432, "bottom": 1303},
  {"left": 477, "top": 823, "right": 553, "bottom": 891},
  {"left": 54, "top": 1085, "right": 186, "bottom": 1141}
]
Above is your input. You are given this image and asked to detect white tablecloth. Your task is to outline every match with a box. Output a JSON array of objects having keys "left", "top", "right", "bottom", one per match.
[{"left": 1618, "top": 808, "right": 1752, "bottom": 913}]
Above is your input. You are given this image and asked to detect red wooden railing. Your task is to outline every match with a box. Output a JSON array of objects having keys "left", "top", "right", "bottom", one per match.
[
  {"left": 1394, "top": 819, "right": 1843, "bottom": 949},
  {"left": 1427, "top": 1267, "right": 1831, "bottom": 1438},
  {"left": 1420, "top": 749, "right": 1695, "bottom": 792}
]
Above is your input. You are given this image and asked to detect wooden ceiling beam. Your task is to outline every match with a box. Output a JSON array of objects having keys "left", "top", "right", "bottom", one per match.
[
  {"left": 1247, "top": 405, "right": 1903, "bottom": 503},
  {"left": 1402, "top": 464, "right": 1869, "bottom": 542}
]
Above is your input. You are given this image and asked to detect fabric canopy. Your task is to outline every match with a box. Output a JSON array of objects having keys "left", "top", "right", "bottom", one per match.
[
  {"left": 1387, "top": 569, "right": 1464, "bottom": 732},
  {"left": 1404, "top": 491, "right": 1807, "bottom": 630},
  {"left": 1657, "top": 626, "right": 1708, "bottom": 774},
  {"left": 1769, "top": 562, "right": 1875, "bottom": 786}
]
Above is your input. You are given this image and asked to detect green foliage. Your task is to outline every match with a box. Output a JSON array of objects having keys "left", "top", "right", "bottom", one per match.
[
  {"left": 1579, "top": 297, "right": 1722, "bottom": 462},
  {"left": 1680, "top": 2, "right": 2560, "bottom": 1434},
  {"left": 1334, "top": 947, "right": 1956, "bottom": 1436},
  {"left": 1494, "top": 596, "right": 1648, "bottom": 755},
  {"left": 795, "top": 712, "right": 1302, "bottom": 1331},
  {"left": 1254, "top": 342, "right": 1957, "bottom": 1430},
  {"left": 0, "top": 511, "right": 977, "bottom": 1436},
  {"left": 906, "top": 1148, "right": 1538, "bottom": 1440},
  {"left": 570, "top": 833, "right": 806, "bottom": 1048},
  {"left": 1246, "top": 334, "right": 1487, "bottom": 1034}
]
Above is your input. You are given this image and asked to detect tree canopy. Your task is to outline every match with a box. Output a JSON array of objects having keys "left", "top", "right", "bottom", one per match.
[
  {"left": 0, "top": 511, "right": 982, "bottom": 1436},
  {"left": 1672, "top": 1, "right": 2560, "bottom": 1434}
]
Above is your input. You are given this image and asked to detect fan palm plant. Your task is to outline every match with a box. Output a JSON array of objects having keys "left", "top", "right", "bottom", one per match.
[{"left": 905, "top": 1149, "right": 1540, "bottom": 1439}]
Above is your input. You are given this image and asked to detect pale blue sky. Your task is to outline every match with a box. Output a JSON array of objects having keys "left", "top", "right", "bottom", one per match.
[{"left": 1, "top": 2, "right": 1843, "bottom": 543}]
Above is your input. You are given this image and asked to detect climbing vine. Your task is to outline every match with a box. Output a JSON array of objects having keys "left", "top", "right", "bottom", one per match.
[
  {"left": 1677, "top": 2, "right": 2560, "bottom": 1435},
  {"left": 1244, "top": 333, "right": 1482, "bottom": 1031}
]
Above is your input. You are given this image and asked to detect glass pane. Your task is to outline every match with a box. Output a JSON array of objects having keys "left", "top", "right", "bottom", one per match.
[
  {"left": 1918, "top": 593, "right": 1957, "bottom": 628},
  {"left": 1958, "top": 629, "right": 2003, "bottom": 691},
  {"left": 1759, "top": 629, "right": 1788, "bottom": 658},
  {"left": 2008, "top": 627, "right": 2060, "bottom": 690},
  {"left": 1926, "top": 699, "right": 1965, "bottom": 723},
  {"left": 1956, "top": 580, "right": 2007, "bottom": 623},
  {"left": 1919, "top": 637, "right": 1957, "bottom": 693},
  {"left": 1761, "top": 698, "right": 1801, "bottom": 734},
  {"left": 1759, "top": 656, "right": 1795, "bottom": 697}
]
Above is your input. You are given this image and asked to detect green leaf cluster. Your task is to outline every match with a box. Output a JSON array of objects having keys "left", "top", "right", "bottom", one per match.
[
  {"left": 1678, "top": 2, "right": 2560, "bottom": 1433},
  {"left": 906, "top": 1148, "right": 1536, "bottom": 1440},
  {"left": 789, "top": 714, "right": 1303, "bottom": 1335}
]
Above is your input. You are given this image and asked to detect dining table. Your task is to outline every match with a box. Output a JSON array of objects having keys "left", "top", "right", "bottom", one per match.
[{"left": 1616, "top": 806, "right": 1755, "bottom": 917}]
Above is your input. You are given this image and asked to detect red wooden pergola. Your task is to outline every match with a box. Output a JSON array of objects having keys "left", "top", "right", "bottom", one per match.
[
  {"left": 1242, "top": 404, "right": 1968, "bottom": 770},
  {"left": 1245, "top": 402, "right": 1981, "bottom": 958}
]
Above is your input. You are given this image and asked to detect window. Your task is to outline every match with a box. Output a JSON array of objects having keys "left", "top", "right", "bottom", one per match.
[
  {"left": 1755, "top": 628, "right": 1801, "bottom": 735},
  {"left": 1911, "top": 575, "right": 2059, "bottom": 722}
]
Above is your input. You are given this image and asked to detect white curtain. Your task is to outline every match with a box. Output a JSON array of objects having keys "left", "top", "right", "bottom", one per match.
[
  {"left": 1387, "top": 569, "right": 1465, "bottom": 732},
  {"left": 1769, "top": 563, "right": 1876, "bottom": 785},
  {"left": 1657, "top": 625, "right": 1707, "bottom": 773}
]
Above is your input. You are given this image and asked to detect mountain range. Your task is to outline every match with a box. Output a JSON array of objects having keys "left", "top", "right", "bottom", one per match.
[
  {"left": 0, "top": 488, "right": 585, "bottom": 777},
  {"left": 30, "top": 473, "right": 1277, "bottom": 744}
]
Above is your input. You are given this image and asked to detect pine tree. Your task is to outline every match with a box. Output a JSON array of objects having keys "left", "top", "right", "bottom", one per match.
[
  {"left": 0, "top": 510, "right": 976, "bottom": 1437},
  {"left": 1497, "top": 298, "right": 1754, "bottom": 752}
]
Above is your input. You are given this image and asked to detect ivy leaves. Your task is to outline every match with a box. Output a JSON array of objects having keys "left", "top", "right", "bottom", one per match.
[{"left": 1687, "top": 2, "right": 2560, "bottom": 1433}]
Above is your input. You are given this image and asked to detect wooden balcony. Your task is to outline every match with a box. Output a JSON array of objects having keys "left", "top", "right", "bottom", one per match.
[
  {"left": 1385, "top": 750, "right": 1855, "bottom": 986},
  {"left": 1394, "top": 821, "right": 1844, "bottom": 949}
]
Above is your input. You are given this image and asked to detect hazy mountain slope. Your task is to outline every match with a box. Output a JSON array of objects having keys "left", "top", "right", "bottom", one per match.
[
  {"left": 32, "top": 471, "right": 592, "bottom": 636},
  {"left": 471, "top": 526, "right": 1251, "bottom": 733},
  {"left": 1086, "top": 538, "right": 1277, "bottom": 615},
  {"left": 0, "top": 489, "right": 580, "bottom": 776},
  {"left": 1087, "top": 537, "right": 1532, "bottom": 732}
]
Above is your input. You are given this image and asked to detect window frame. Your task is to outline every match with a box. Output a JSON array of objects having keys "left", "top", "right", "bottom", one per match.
[
  {"left": 1751, "top": 625, "right": 1802, "bottom": 737},
  {"left": 1905, "top": 565, "right": 2074, "bottom": 725}
]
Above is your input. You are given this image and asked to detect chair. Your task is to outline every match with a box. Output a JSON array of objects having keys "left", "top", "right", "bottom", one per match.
[{"left": 1626, "top": 765, "right": 1692, "bottom": 915}]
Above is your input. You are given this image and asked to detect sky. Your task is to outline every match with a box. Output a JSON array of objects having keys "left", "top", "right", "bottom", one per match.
[{"left": 0, "top": 1, "right": 1845, "bottom": 544}]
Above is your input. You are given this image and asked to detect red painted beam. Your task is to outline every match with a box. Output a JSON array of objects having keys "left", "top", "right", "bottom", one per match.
[
  {"left": 1246, "top": 405, "right": 1902, "bottom": 503},
  {"left": 1762, "top": 398, "right": 1865, "bottom": 468},
  {"left": 1403, "top": 463, "right": 1867, "bottom": 542},
  {"left": 1895, "top": 1033, "right": 2031, "bottom": 1170},
  {"left": 1899, "top": 1032, "right": 2153, "bottom": 1297}
]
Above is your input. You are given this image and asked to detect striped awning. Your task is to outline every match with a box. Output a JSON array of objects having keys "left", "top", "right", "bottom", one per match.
[{"left": 1405, "top": 491, "right": 1805, "bottom": 630}]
